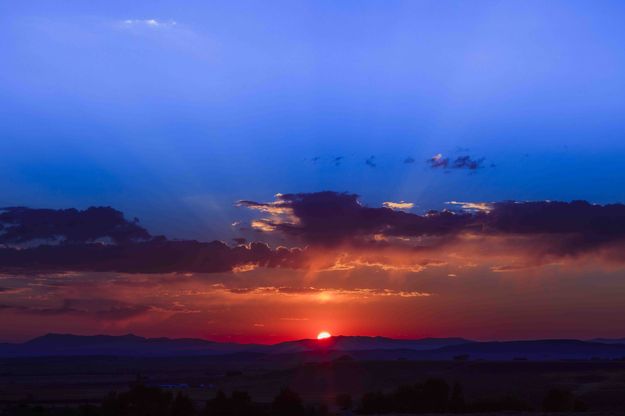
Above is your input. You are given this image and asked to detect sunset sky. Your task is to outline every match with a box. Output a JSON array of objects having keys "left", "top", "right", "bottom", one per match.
[{"left": 3, "top": 0, "right": 625, "bottom": 343}]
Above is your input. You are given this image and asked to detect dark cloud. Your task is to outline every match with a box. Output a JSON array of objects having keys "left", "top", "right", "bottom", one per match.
[
  {"left": 0, "top": 239, "right": 307, "bottom": 274},
  {"left": 240, "top": 192, "right": 471, "bottom": 245},
  {"left": 0, "top": 207, "right": 307, "bottom": 274},
  {"left": 333, "top": 156, "right": 344, "bottom": 166},
  {"left": 452, "top": 155, "right": 484, "bottom": 170},
  {"left": 427, "top": 154, "right": 449, "bottom": 168},
  {"left": 484, "top": 200, "right": 625, "bottom": 254},
  {"left": 427, "top": 154, "right": 486, "bottom": 171},
  {"left": 0, "top": 207, "right": 150, "bottom": 246},
  {"left": 0, "top": 298, "right": 151, "bottom": 320},
  {"left": 242, "top": 192, "right": 625, "bottom": 258},
  {"left": 365, "top": 156, "right": 376, "bottom": 168},
  {"left": 6, "top": 196, "right": 625, "bottom": 275}
]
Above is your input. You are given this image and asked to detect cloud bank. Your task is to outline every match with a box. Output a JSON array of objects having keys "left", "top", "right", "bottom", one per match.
[
  {"left": 4, "top": 196, "right": 625, "bottom": 341},
  {"left": 4, "top": 194, "right": 625, "bottom": 275},
  {"left": 241, "top": 192, "right": 625, "bottom": 262},
  {"left": 0, "top": 206, "right": 304, "bottom": 274}
]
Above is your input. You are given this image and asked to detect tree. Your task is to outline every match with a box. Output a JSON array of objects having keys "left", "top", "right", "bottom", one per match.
[
  {"left": 204, "top": 391, "right": 230, "bottom": 416},
  {"left": 335, "top": 393, "right": 353, "bottom": 411},
  {"left": 101, "top": 385, "right": 173, "bottom": 416},
  {"left": 230, "top": 391, "right": 256, "bottom": 416},
  {"left": 272, "top": 388, "right": 304, "bottom": 416},
  {"left": 421, "top": 378, "right": 451, "bottom": 412},
  {"left": 171, "top": 392, "right": 195, "bottom": 416},
  {"left": 358, "top": 392, "right": 390, "bottom": 414},
  {"left": 448, "top": 382, "right": 465, "bottom": 413},
  {"left": 542, "top": 388, "right": 586, "bottom": 412}
]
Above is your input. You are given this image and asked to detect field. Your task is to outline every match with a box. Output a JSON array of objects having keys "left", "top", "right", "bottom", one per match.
[{"left": 2, "top": 354, "right": 625, "bottom": 413}]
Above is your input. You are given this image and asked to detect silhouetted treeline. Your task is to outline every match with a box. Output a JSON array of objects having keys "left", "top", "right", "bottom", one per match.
[
  {"left": 0, "top": 386, "right": 326, "bottom": 416},
  {"left": 357, "top": 378, "right": 588, "bottom": 414},
  {"left": 100, "top": 384, "right": 195, "bottom": 416},
  {"left": 542, "top": 388, "right": 588, "bottom": 412},
  {"left": 0, "top": 380, "right": 588, "bottom": 416}
]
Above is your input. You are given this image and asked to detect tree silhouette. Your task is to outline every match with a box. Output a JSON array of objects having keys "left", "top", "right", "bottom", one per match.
[
  {"left": 171, "top": 392, "right": 195, "bottom": 416},
  {"left": 448, "top": 382, "right": 465, "bottom": 413},
  {"left": 335, "top": 393, "right": 353, "bottom": 411},
  {"left": 542, "top": 388, "right": 587, "bottom": 412},
  {"left": 204, "top": 390, "right": 259, "bottom": 416},
  {"left": 272, "top": 388, "right": 304, "bottom": 416},
  {"left": 101, "top": 384, "right": 173, "bottom": 416},
  {"left": 421, "top": 378, "right": 450, "bottom": 412}
]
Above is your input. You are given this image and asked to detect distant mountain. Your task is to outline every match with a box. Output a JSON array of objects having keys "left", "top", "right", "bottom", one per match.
[
  {"left": 428, "top": 339, "right": 625, "bottom": 360},
  {"left": 0, "top": 334, "right": 471, "bottom": 357},
  {"left": 2, "top": 334, "right": 625, "bottom": 360},
  {"left": 269, "top": 336, "right": 473, "bottom": 354},
  {"left": 0, "top": 333, "right": 268, "bottom": 357},
  {"left": 590, "top": 337, "right": 625, "bottom": 345}
]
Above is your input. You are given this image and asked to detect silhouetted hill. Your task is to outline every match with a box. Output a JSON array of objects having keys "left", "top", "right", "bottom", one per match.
[
  {"left": 3, "top": 334, "right": 625, "bottom": 360},
  {"left": 269, "top": 335, "right": 472, "bottom": 354},
  {"left": 430, "top": 339, "right": 625, "bottom": 360},
  {"left": 591, "top": 337, "right": 625, "bottom": 344},
  {"left": 0, "top": 334, "right": 471, "bottom": 357},
  {"left": 0, "top": 333, "right": 268, "bottom": 357}
]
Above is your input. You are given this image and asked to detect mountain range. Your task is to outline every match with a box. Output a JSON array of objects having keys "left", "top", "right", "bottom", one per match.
[{"left": 2, "top": 334, "right": 625, "bottom": 360}]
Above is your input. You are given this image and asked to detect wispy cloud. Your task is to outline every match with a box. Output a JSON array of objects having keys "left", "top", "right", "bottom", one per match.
[
  {"left": 447, "top": 201, "right": 493, "bottom": 212},
  {"left": 121, "top": 19, "right": 178, "bottom": 29},
  {"left": 383, "top": 201, "right": 414, "bottom": 211}
]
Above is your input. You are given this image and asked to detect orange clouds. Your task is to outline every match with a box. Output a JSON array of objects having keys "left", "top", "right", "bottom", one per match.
[
  {"left": 383, "top": 201, "right": 415, "bottom": 211},
  {"left": 5, "top": 195, "right": 625, "bottom": 342}
]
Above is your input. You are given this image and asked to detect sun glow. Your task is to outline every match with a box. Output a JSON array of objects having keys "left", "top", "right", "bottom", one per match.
[{"left": 317, "top": 331, "right": 331, "bottom": 340}]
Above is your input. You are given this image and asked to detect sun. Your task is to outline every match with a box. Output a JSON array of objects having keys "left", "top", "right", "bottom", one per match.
[{"left": 317, "top": 331, "right": 332, "bottom": 340}]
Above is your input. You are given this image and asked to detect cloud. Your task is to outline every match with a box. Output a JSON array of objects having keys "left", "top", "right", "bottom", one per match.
[
  {"left": 225, "top": 285, "right": 430, "bottom": 299},
  {"left": 0, "top": 287, "right": 28, "bottom": 295},
  {"left": 240, "top": 191, "right": 470, "bottom": 245},
  {"left": 241, "top": 192, "right": 625, "bottom": 261},
  {"left": 447, "top": 201, "right": 493, "bottom": 212},
  {"left": 427, "top": 153, "right": 449, "bottom": 168},
  {"left": 232, "top": 263, "right": 259, "bottom": 273},
  {"left": 6, "top": 196, "right": 625, "bottom": 277},
  {"left": 0, "top": 207, "right": 307, "bottom": 274},
  {"left": 0, "top": 239, "right": 307, "bottom": 274},
  {"left": 365, "top": 156, "right": 377, "bottom": 168},
  {"left": 0, "top": 298, "right": 151, "bottom": 321},
  {"left": 452, "top": 155, "right": 485, "bottom": 170},
  {"left": 427, "top": 154, "right": 486, "bottom": 171},
  {"left": 0, "top": 206, "right": 150, "bottom": 246},
  {"left": 122, "top": 19, "right": 177, "bottom": 29},
  {"left": 383, "top": 201, "right": 414, "bottom": 211}
]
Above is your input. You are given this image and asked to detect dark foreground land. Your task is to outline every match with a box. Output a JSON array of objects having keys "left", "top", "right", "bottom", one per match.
[{"left": 1, "top": 354, "right": 625, "bottom": 415}]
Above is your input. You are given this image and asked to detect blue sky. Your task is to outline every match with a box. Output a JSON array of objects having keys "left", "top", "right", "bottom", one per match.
[{"left": 3, "top": 0, "right": 625, "bottom": 241}]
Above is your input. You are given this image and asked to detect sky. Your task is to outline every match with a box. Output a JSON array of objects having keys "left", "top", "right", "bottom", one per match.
[{"left": 2, "top": 0, "right": 625, "bottom": 343}]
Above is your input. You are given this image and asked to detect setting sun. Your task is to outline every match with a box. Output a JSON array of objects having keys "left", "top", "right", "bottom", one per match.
[{"left": 317, "top": 331, "right": 332, "bottom": 340}]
